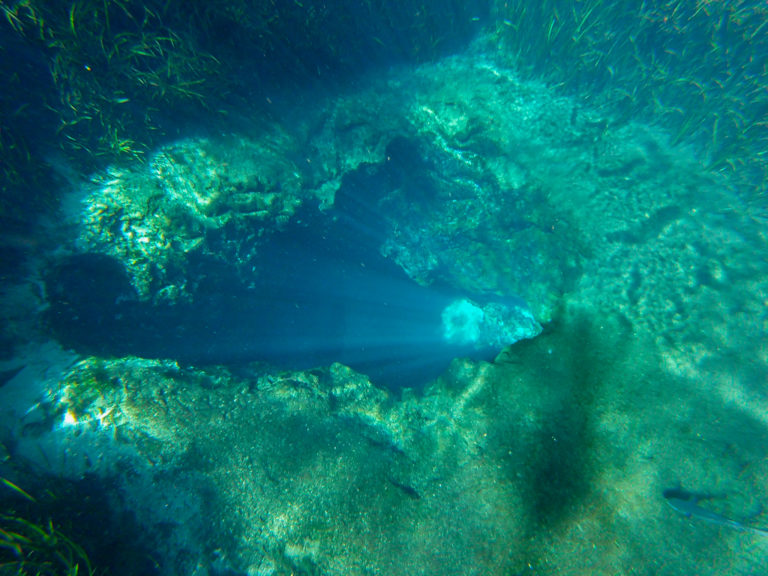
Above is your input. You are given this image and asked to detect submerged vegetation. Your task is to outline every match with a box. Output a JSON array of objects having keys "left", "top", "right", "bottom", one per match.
[
  {"left": 0, "top": 477, "right": 95, "bottom": 576},
  {"left": 0, "top": 0, "right": 486, "bottom": 225},
  {"left": 2, "top": 0, "right": 765, "bottom": 225},
  {"left": 2, "top": 0, "right": 220, "bottom": 163},
  {"left": 494, "top": 0, "right": 768, "bottom": 203},
  {"left": 0, "top": 467, "right": 159, "bottom": 575}
]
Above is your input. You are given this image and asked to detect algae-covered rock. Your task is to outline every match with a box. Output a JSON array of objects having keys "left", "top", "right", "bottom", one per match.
[
  {"left": 76, "top": 131, "right": 305, "bottom": 303},
  {"left": 37, "top": 354, "right": 540, "bottom": 575},
  {"left": 67, "top": 51, "right": 575, "bottom": 322}
]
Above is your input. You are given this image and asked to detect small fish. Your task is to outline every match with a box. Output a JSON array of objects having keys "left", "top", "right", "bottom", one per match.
[
  {"left": 663, "top": 488, "right": 768, "bottom": 536},
  {"left": 388, "top": 477, "right": 421, "bottom": 500}
]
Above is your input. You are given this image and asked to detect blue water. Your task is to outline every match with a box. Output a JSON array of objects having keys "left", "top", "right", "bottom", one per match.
[
  {"left": 1, "top": 2, "right": 767, "bottom": 575},
  {"left": 44, "top": 154, "right": 533, "bottom": 390}
]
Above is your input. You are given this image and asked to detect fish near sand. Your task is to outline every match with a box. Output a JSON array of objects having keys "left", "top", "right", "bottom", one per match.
[{"left": 663, "top": 488, "right": 768, "bottom": 536}]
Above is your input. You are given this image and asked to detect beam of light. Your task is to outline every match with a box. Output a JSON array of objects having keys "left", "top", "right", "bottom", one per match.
[
  {"left": 228, "top": 238, "right": 541, "bottom": 390},
  {"left": 46, "top": 156, "right": 542, "bottom": 390}
]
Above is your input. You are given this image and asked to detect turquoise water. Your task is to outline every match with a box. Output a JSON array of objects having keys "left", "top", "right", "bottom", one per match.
[{"left": 0, "top": 2, "right": 767, "bottom": 575}]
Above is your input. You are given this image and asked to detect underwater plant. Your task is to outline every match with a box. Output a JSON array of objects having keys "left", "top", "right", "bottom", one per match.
[
  {"left": 2, "top": 0, "right": 221, "bottom": 163},
  {"left": 0, "top": 478, "right": 95, "bottom": 576},
  {"left": 493, "top": 0, "right": 768, "bottom": 200}
]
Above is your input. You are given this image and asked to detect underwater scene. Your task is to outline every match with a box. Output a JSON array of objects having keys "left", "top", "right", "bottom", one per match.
[{"left": 1, "top": 1, "right": 767, "bottom": 574}]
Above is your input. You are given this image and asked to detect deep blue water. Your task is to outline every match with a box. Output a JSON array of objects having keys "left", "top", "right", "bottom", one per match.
[{"left": 43, "top": 149, "right": 515, "bottom": 390}]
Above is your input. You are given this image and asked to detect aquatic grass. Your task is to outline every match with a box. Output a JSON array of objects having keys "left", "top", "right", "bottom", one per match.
[
  {"left": 493, "top": 0, "right": 768, "bottom": 204},
  {"left": 4, "top": 0, "right": 222, "bottom": 167},
  {"left": 0, "top": 478, "right": 96, "bottom": 576},
  {"left": 1, "top": 0, "right": 488, "bottom": 225},
  {"left": 1, "top": 478, "right": 37, "bottom": 503}
]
